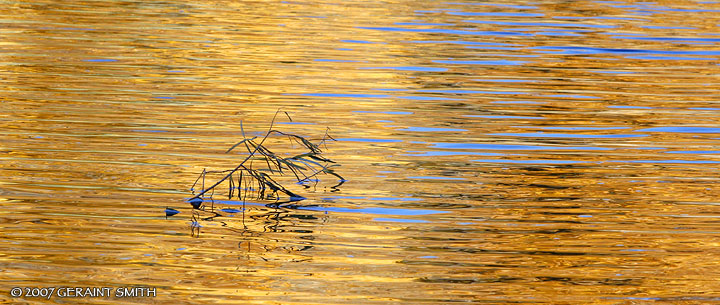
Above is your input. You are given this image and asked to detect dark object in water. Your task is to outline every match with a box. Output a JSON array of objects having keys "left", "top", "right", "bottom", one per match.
[
  {"left": 165, "top": 207, "right": 180, "bottom": 217},
  {"left": 187, "top": 110, "right": 344, "bottom": 208},
  {"left": 188, "top": 198, "right": 203, "bottom": 209}
]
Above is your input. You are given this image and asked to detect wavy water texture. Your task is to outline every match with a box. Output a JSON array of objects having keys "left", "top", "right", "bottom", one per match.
[{"left": 2, "top": 0, "right": 720, "bottom": 304}]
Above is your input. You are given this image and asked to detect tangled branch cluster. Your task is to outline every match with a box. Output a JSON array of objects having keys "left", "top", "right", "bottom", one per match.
[{"left": 189, "top": 111, "right": 344, "bottom": 209}]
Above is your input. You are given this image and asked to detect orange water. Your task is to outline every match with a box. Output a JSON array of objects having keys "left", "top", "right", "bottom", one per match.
[{"left": 3, "top": 0, "right": 720, "bottom": 303}]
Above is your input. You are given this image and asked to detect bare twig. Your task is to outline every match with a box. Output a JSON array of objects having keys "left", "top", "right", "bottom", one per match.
[{"left": 188, "top": 111, "right": 342, "bottom": 208}]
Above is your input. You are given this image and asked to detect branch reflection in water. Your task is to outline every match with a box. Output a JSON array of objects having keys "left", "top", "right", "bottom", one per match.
[{"left": 178, "top": 112, "right": 343, "bottom": 261}]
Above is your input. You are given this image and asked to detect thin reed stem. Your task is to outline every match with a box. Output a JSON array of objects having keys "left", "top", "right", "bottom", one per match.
[{"left": 188, "top": 110, "right": 344, "bottom": 207}]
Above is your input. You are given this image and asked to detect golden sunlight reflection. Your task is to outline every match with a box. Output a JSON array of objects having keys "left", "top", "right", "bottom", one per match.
[{"left": 2, "top": 0, "right": 720, "bottom": 303}]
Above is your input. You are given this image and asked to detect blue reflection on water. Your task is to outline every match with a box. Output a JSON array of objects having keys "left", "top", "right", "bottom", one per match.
[
  {"left": 408, "top": 40, "right": 517, "bottom": 46},
  {"left": 407, "top": 176, "right": 467, "bottom": 180},
  {"left": 336, "top": 138, "right": 403, "bottom": 143},
  {"left": 395, "top": 22, "right": 454, "bottom": 26},
  {"left": 473, "top": 159, "right": 582, "bottom": 164},
  {"left": 399, "top": 127, "right": 468, "bottom": 132},
  {"left": 353, "top": 110, "right": 413, "bottom": 115},
  {"left": 322, "top": 195, "right": 423, "bottom": 202},
  {"left": 466, "top": 115, "right": 544, "bottom": 119},
  {"left": 360, "top": 66, "right": 448, "bottom": 72},
  {"left": 432, "top": 142, "right": 614, "bottom": 151},
  {"left": 402, "top": 151, "right": 507, "bottom": 157},
  {"left": 617, "top": 147, "right": 667, "bottom": 150},
  {"left": 357, "top": 26, "right": 533, "bottom": 36},
  {"left": 395, "top": 96, "right": 463, "bottom": 101},
  {"left": 610, "top": 3, "right": 720, "bottom": 13},
  {"left": 84, "top": 59, "right": 117, "bottom": 62},
  {"left": 544, "top": 94, "right": 601, "bottom": 99},
  {"left": 299, "top": 93, "right": 391, "bottom": 98},
  {"left": 536, "top": 32, "right": 583, "bottom": 37},
  {"left": 665, "top": 151, "right": 720, "bottom": 154},
  {"left": 447, "top": 12, "right": 544, "bottom": 17},
  {"left": 466, "top": 46, "right": 526, "bottom": 50},
  {"left": 464, "top": 20, "right": 615, "bottom": 28},
  {"left": 641, "top": 25, "right": 696, "bottom": 29},
  {"left": 419, "top": 89, "right": 527, "bottom": 94},
  {"left": 553, "top": 16, "right": 640, "bottom": 21},
  {"left": 341, "top": 39, "right": 376, "bottom": 43},
  {"left": 433, "top": 59, "right": 528, "bottom": 65},
  {"left": 532, "top": 46, "right": 720, "bottom": 56},
  {"left": 532, "top": 126, "right": 630, "bottom": 131},
  {"left": 488, "top": 132, "right": 648, "bottom": 139},
  {"left": 220, "top": 208, "right": 242, "bottom": 213},
  {"left": 627, "top": 55, "right": 716, "bottom": 60},
  {"left": 636, "top": 127, "right": 720, "bottom": 133},
  {"left": 611, "top": 35, "right": 720, "bottom": 43},
  {"left": 608, "top": 105, "right": 653, "bottom": 109},
  {"left": 445, "top": 2, "right": 538, "bottom": 9},
  {"left": 214, "top": 199, "right": 443, "bottom": 217},
  {"left": 609, "top": 160, "right": 720, "bottom": 164},
  {"left": 373, "top": 218, "right": 430, "bottom": 223},
  {"left": 489, "top": 101, "right": 545, "bottom": 104},
  {"left": 299, "top": 206, "right": 445, "bottom": 216}
]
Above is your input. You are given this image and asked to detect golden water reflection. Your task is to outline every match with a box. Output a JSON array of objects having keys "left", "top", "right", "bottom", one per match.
[{"left": 2, "top": 0, "right": 720, "bottom": 303}]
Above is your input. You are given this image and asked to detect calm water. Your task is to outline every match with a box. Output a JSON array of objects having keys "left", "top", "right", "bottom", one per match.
[{"left": 3, "top": 0, "right": 720, "bottom": 303}]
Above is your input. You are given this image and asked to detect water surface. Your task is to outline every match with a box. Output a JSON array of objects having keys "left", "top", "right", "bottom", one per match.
[{"left": 2, "top": 0, "right": 720, "bottom": 303}]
